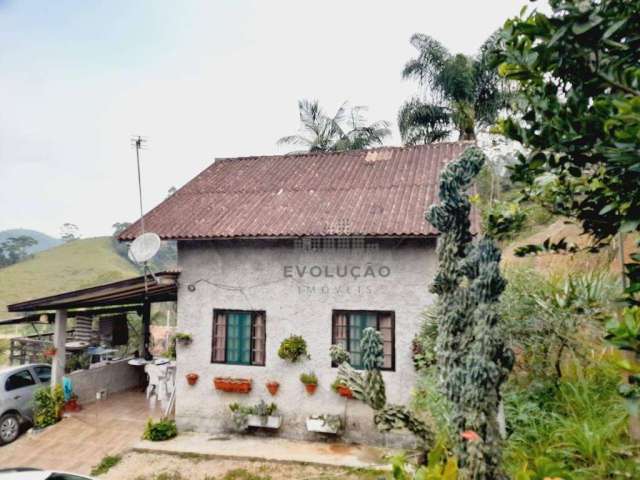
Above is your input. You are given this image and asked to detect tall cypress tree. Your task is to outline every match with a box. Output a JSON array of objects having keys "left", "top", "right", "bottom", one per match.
[{"left": 426, "top": 147, "right": 514, "bottom": 479}]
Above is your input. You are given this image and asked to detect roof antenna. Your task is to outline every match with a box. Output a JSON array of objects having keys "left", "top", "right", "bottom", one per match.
[
  {"left": 129, "top": 135, "right": 160, "bottom": 290},
  {"left": 132, "top": 136, "right": 147, "bottom": 234}
]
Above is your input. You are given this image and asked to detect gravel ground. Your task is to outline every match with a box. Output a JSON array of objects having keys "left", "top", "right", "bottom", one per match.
[{"left": 99, "top": 452, "right": 387, "bottom": 480}]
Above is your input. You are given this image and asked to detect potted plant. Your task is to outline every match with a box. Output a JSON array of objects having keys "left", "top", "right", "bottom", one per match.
[
  {"left": 306, "top": 414, "right": 343, "bottom": 434},
  {"left": 266, "top": 380, "right": 280, "bottom": 396},
  {"left": 331, "top": 378, "right": 353, "bottom": 399},
  {"left": 300, "top": 372, "right": 318, "bottom": 395},
  {"left": 229, "top": 400, "right": 281, "bottom": 430},
  {"left": 63, "top": 393, "right": 81, "bottom": 413},
  {"left": 186, "top": 373, "right": 199, "bottom": 386},
  {"left": 174, "top": 332, "right": 193, "bottom": 345},
  {"left": 214, "top": 377, "right": 252, "bottom": 393},
  {"left": 329, "top": 344, "right": 350, "bottom": 366},
  {"left": 278, "top": 335, "right": 309, "bottom": 363},
  {"left": 43, "top": 346, "right": 57, "bottom": 358}
]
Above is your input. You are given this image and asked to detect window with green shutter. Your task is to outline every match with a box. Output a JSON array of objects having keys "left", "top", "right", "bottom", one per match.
[
  {"left": 332, "top": 310, "right": 395, "bottom": 371},
  {"left": 212, "top": 310, "right": 266, "bottom": 366}
]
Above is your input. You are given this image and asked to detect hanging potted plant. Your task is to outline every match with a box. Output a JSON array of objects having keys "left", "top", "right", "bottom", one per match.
[
  {"left": 266, "top": 380, "right": 280, "bottom": 396},
  {"left": 300, "top": 372, "right": 318, "bottom": 395},
  {"left": 174, "top": 332, "right": 193, "bottom": 345},
  {"left": 186, "top": 373, "right": 199, "bottom": 386},
  {"left": 331, "top": 378, "right": 353, "bottom": 399},
  {"left": 43, "top": 346, "right": 57, "bottom": 359},
  {"left": 214, "top": 377, "right": 252, "bottom": 393},
  {"left": 229, "top": 400, "right": 281, "bottom": 430},
  {"left": 277, "top": 335, "right": 309, "bottom": 363}
]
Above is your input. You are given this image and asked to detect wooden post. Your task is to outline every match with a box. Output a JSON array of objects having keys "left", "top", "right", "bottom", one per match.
[
  {"left": 142, "top": 300, "right": 151, "bottom": 360},
  {"left": 51, "top": 309, "right": 67, "bottom": 387}
]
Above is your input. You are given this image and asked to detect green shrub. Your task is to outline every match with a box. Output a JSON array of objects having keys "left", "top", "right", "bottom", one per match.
[
  {"left": 482, "top": 200, "right": 527, "bottom": 240},
  {"left": 299, "top": 372, "right": 317, "bottom": 385},
  {"left": 499, "top": 267, "right": 615, "bottom": 381},
  {"left": 91, "top": 455, "right": 121, "bottom": 476},
  {"left": 33, "top": 385, "right": 65, "bottom": 428},
  {"left": 277, "top": 335, "right": 309, "bottom": 362},
  {"left": 142, "top": 418, "right": 178, "bottom": 441},
  {"left": 503, "top": 361, "right": 639, "bottom": 479}
]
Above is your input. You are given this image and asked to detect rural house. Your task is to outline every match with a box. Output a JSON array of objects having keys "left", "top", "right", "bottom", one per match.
[{"left": 119, "top": 141, "right": 476, "bottom": 445}]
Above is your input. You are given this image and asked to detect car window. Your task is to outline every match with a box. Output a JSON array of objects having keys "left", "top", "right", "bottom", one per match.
[
  {"left": 34, "top": 365, "right": 52, "bottom": 383},
  {"left": 5, "top": 369, "right": 36, "bottom": 391}
]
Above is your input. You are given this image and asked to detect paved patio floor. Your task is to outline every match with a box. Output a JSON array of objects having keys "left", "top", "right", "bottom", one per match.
[
  {"left": 0, "top": 390, "right": 393, "bottom": 475},
  {"left": 134, "top": 433, "right": 393, "bottom": 469},
  {"left": 0, "top": 389, "right": 158, "bottom": 474}
]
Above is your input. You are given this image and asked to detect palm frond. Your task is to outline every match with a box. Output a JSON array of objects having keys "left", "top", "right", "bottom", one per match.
[
  {"left": 402, "top": 33, "right": 450, "bottom": 87},
  {"left": 277, "top": 135, "right": 313, "bottom": 147},
  {"left": 397, "top": 99, "right": 451, "bottom": 145}
]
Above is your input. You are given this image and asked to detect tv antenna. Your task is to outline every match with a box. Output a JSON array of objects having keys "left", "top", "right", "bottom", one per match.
[
  {"left": 129, "top": 135, "right": 159, "bottom": 288},
  {"left": 131, "top": 136, "right": 148, "bottom": 234}
]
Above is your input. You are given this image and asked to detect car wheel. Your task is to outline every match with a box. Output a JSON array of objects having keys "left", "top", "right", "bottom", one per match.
[{"left": 0, "top": 413, "right": 21, "bottom": 445}]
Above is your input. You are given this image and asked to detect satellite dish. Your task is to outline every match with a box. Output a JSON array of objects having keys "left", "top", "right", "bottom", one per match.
[{"left": 128, "top": 232, "right": 161, "bottom": 263}]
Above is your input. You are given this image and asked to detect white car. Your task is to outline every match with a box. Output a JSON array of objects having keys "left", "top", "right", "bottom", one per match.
[{"left": 0, "top": 469, "right": 95, "bottom": 480}]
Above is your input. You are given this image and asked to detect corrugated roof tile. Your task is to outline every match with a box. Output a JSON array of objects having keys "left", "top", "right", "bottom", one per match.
[{"left": 119, "top": 142, "right": 478, "bottom": 240}]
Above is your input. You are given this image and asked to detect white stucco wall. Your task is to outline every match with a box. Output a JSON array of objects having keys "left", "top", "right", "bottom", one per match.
[{"left": 174, "top": 238, "right": 437, "bottom": 446}]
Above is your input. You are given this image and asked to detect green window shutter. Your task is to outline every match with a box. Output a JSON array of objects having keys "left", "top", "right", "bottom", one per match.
[{"left": 226, "top": 312, "right": 252, "bottom": 365}]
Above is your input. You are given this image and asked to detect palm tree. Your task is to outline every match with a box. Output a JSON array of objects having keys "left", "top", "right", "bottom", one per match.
[
  {"left": 278, "top": 99, "right": 391, "bottom": 153},
  {"left": 398, "top": 32, "right": 507, "bottom": 144}
]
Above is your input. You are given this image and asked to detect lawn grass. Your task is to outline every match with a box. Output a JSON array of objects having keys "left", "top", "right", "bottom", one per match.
[{"left": 91, "top": 455, "right": 122, "bottom": 476}]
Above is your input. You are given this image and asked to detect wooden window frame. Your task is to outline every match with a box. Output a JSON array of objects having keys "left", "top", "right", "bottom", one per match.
[
  {"left": 211, "top": 309, "right": 266, "bottom": 366},
  {"left": 331, "top": 309, "right": 395, "bottom": 372}
]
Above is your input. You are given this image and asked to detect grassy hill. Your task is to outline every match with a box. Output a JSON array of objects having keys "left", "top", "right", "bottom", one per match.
[
  {"left": 0, "top": 228, "right": 62, "bottom": 254},
  {"left": 0, "top": 237, "right": 139, "bottom": 321}
]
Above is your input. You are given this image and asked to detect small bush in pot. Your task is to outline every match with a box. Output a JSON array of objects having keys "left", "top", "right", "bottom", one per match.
[
  {"left": 331, "top": 378, "right": 353, "bottom": 399},
  {"left": 229, "top": 400, "right": 279, "bottom": 430},
  {"left": 329, "top": 344, "right": 350, "bottom": 365},
  {"left": 174, "top": 332, "right": 193, "bottom": 345},
  {"left": 142, "top": 418, "right": 178, "bottom": 441},
  {"left": 278, "top": 335, "right": 309, "bottom": 362},
  {"left": 300, "top": 372, "right": 318, "bottom": 395}
]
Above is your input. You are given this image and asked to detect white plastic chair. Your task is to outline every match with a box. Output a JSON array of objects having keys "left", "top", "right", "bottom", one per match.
[{"left": 145, "top": 364, "right": 166, "bottom": 400}]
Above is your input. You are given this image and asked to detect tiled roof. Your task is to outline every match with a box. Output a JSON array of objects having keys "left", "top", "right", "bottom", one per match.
[{"left": 119, "top": 142, "right": 477, "bottom": 241}]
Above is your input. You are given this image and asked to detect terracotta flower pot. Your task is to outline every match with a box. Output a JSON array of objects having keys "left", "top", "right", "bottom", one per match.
[
  {"left": 43, "top": 347, "right": 57, "bottom": 358},
  {"left": 266, "top": 382, "right": 280, "bottom": 396},
  {"left": 304, "top": 383, "right": 318, "bottom": 395},
  {"left": 337, "top": 385, "right": 353, "bottom": 399},
  {"left": 64, "top": 399, "right": 81, "bottom": 413},
  {"left": 186, "top": 373, "right": 199, "bottom": 386},
  {"left": 214, "top": 377, "right": 252, "bottom": 393}
]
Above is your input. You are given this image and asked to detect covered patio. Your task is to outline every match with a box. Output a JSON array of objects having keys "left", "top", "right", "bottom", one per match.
[{"left": 4, "top": 271, "right": 178, "bottom": 388}]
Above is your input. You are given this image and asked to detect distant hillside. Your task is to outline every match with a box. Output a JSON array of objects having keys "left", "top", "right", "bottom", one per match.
[
  {"left": 0, "top": 229, "right": 62, "bottom": 254},
  {"left": 0, "top": 237, "right": 139, "bottom": 320}
]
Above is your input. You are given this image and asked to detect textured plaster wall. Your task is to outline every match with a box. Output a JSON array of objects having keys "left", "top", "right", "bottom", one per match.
[
  {"left": 68, "top": 359, "right": 141, "bottom": 404},
  {"left": 174, "top": 238, "right": 437, "bottom": 446}
]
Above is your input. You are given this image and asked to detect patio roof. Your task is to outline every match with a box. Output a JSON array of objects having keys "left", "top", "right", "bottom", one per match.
[{"left": 7, "top": 271, "right": 179, "bottom": 313}]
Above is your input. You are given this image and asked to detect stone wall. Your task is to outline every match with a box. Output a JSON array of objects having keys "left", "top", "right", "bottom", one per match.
[
  {"left": 174, "top": 238, "right": 437, "bottom": 446},
  {"left": 68, "top": 359, "right": 142, "bottom": 404}
]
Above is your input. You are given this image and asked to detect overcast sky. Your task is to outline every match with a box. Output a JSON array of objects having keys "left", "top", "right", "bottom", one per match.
[{"left": 0, "top": 0, "right": 547, "bottom": 239}]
